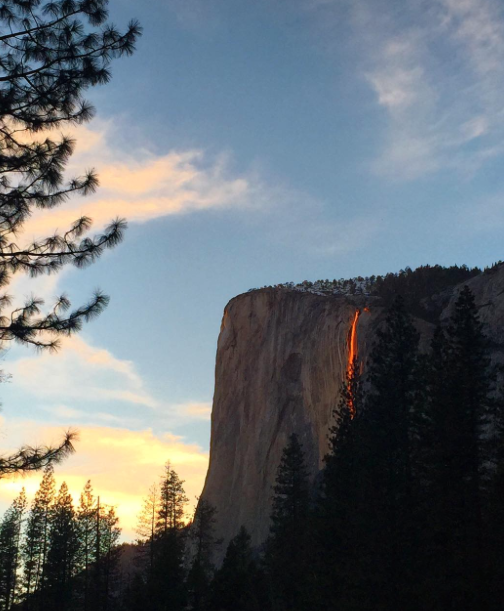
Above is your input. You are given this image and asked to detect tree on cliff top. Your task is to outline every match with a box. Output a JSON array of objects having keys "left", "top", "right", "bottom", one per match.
[{"left": 0, "top": 0, "right": 141, "bottom": 474}]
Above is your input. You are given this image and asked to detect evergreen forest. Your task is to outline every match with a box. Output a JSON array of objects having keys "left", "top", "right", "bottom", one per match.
[{"left": 1, "top": 284, "right": 502, "bottom": 611}]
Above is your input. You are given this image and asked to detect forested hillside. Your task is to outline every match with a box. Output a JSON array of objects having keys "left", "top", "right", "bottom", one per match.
[{"left": 252, "top": 263, "right": 504, "bottom": 320}]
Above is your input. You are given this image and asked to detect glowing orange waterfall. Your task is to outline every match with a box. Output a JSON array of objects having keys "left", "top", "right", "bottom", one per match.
[
  {"left": 348, "top": 310, "right": 360, "bottom": 369},
  {"left": 346, "top": 310, "right": 360, "bottom": 417}
]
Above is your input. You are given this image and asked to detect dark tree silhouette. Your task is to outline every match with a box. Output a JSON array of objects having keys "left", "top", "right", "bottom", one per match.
[
  {"left": 317, "top": 357, "right": 366, "bottom": 611},
  {"left": 0, "top": 0, "right": 141, "bottom": 473},
  {"left": 415, "top": 286, "right": 494, "bottom": 610},
  {"left": 135, "top": 464, "right": 189, "bottom": 611},
  {"left": 43, "top": 482, "right": 78, "bottom": 609},
  {"left": 209, "top": 526, "right": 264, "bottom": 611},
  {"left": 135, "top": 484, "right": 158, "bottom": 578},
  {"left": 92, "top": 501, "right": 121, "bottom": 611},
  {"left": 265, "top": 433, "right": 311, "bottom": 611},
  {"left": 75, "top": 480, "right": 96, "bottom": 611},
  {"left": 0, "top": 0, "right": 141, "bottom": 350},
  {"left": 13, "top": 472, "right": 122, "bottom": 611},
  {"left": 157, "top": 462, "right": 188, "bottom": 534},
  {"left": 485, "top": 382, "right": 504, "bottom": 611},
  {"left": 0, "top": 488, "right": 26, "bottom": 609},
  {"left": 0, "top": 430, "right": 76, "bottom": 477},
  {"left": 187, "top": 499, "right": 218, "bottom": 611},
  {"left": 354, "top": 296, "right": 420, "bottom": 611},
  {"left": 21, "top": 464, "right": 55, "bottom": 608}
]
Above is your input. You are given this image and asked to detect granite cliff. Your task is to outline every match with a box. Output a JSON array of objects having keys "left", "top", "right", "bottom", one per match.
[{"left": 199, "top": 264, "right": 504, "bottom": 557}]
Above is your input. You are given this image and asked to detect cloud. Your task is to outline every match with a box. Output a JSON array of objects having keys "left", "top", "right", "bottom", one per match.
[
  {"left": 9, "top": 335, "right": 159, "bottom": 409},
  {"left": 174, "top": 402, "right": 212, "bottom": 421},
  {"left": 20, "top": 122, "right": 258, "bottom": 240},
  {"left": 45, "top": 405, "right": 85, "bottom": 419},
  {"left": 439, "top": 0, "right": 504, "bottom": 76},
  {"left": 300, "top": 0, "right": 504, "bottom": 179},
  {"left": 40, "top": 400, "right": 214, "bottom": 429},
  {"left": 41, "top": 405, "right": 141, "bottom": 427},
  {"left": 0, "top": 421, "right": 208, "bottom": 540},
  {"left": 12, "top": 117, "right": 377, "bottom": 258},
  {"left": 366, "top": 35, "right": 433, "bottom": 111},
  {"left": 6, "top": 329, "right": 217, "bottom": 428}
]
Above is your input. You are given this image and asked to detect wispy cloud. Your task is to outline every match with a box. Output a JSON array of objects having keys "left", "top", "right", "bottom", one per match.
[
  {"left": 5, "top": 330, "right": 215, "bottom": 431},
  {"left": 173, "top": 402, "right": 212, "bottom": 421},
  {"left": 9, "top": 335, "right": 159, "bottom": 408},
  {"left": 40, "top": 400, "right": 213, "bottom": 428},
  {"left": 0, "top": 422, "right": 208, "bottom": 539},
  {"left": 300, "top": 0, "right": 504, "bottom": 179},
  {"left": 371, "top": 0, "right": 504, "bottom": 178},
  {"left": 22, "top": 122, "right": 257, "bottom": 239},
  {"left": 16, "top": 117, "right": 378, "bottom": 257},
  {"left": 41, "top": 405, "right": 140, "bottom": 427}
]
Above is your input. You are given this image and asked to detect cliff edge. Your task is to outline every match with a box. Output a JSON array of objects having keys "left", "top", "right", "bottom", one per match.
[{"left": 200, "top": 265, "right": 504, "bottom": 557}]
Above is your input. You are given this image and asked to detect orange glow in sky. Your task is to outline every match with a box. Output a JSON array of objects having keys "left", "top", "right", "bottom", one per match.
[{"left": 0, "top": 422, "right": 209, "bottom": 540}]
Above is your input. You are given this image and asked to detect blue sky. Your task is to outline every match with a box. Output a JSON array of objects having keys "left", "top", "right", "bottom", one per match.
[{"left": 2, "top": 0, "right": 504, "bottom": 536}]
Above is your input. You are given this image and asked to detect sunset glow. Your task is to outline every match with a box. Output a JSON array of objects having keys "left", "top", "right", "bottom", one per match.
[
  {"left": 0, "top": 423, "right": 208, "bottom": 539},
  {"left": 1, "top": 0, "right": 503, "bottom": 550}
]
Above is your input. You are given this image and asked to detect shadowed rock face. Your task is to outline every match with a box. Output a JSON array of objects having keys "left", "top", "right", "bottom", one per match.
[{"left": 200, "top": 266, "right": 504, "bottom": 559}]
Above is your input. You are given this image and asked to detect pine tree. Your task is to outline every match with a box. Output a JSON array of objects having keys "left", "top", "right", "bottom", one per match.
[
  {"left": 21, "top": 465, "right": 55, "bottom": 609},
  {"left": 157, "top": 463, "right": 188, "bottom": 534},
  {"left": 0, "top": 0, "right": 141, "bottom": 475},
  {"left": 416, "top": 286, "right": 494, "bottom": 610},
  {"left": 366, "top": 296, "right": 419, "bottom": 487},
  {"left": 187, "top": 500, "right": 218, "bottom": 611},
  {"left": 0, "top": 504, "right": 19, "bottom": 611},
  {"left": 149, "top": 528, "right": 187, "bottom": 611},
  {"left": 265, "top": 433, "right": 311, "bottom": 611},
  {"left": 135, "top": 484, "right": 159, "bottom": 577},
  {"left": 209, "top": 527, "right": 263, "bottom": 611},
  {"left": 0, "top": 0, "right": 141, "bottom": 349},
  {"left": 356, "top": 296, "right": 420, "bottom": 610},
  {"left": 0, "top": 432, "right": 76, "bottom": 478},
  {"left": 318, "top": 358, "right": 366, "bottom": 611},
  {"left": 94, "top": 503, "right": 121, "bottom": 611},
  {"left": 10, "top": 489, "right": 27, "bottom": 606},
  {"left": 0, "top": 489, "right": 27, "bottom": 610},
  {"left": 485, "top": 382, "right": 504, "bottom": 611},
  {"left": 75, "top": 480, "right": 96, "bottom": 611},
  {"left": 137, "top": 465, "right": 189, "bottom": 611},
  {"left": 44, "top": 482, "right": 78, "bottom": 610}
]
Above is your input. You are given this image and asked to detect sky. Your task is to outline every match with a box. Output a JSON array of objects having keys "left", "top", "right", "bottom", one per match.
[{"left": 2, "top": 0, "right": 504, "bottom": 539}]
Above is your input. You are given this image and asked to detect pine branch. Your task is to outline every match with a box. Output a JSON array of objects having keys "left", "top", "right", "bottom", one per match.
[{"left": 0, "top": 430, "right": 77, "bottom": 476}]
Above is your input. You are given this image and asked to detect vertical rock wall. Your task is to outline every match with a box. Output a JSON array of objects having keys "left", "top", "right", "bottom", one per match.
[
  {"left": 200, "top": 289, "right": 382, "bottom": 552},
  {"left": 200, "top": 265, "right": 504, "bottom": 558}
]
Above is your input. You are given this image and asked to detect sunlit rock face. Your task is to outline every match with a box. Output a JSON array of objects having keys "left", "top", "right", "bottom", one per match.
[
  {"left": 200, "top": 265, "right": 504, "bottom": 560},
  {"left": 200, "top": 288, "right": 384, "bottom": 556}
]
